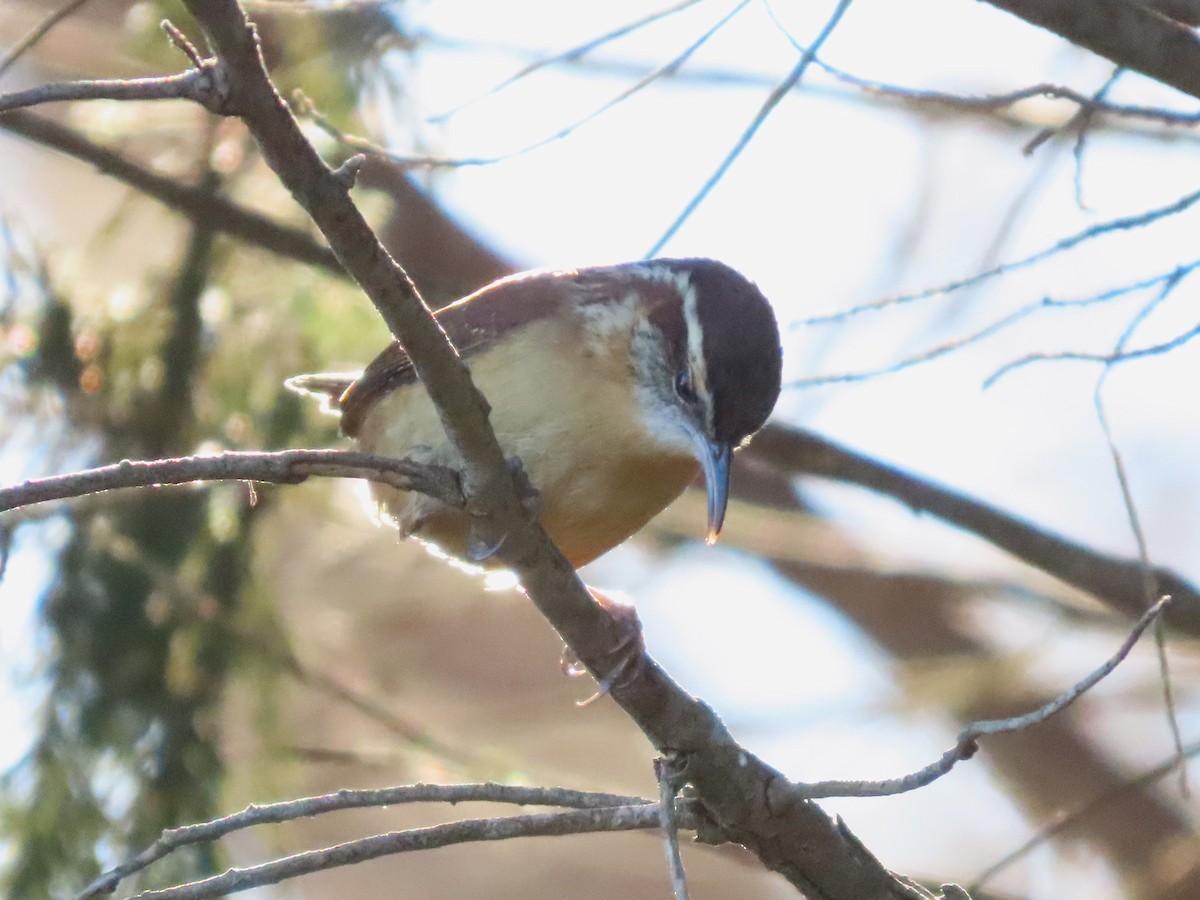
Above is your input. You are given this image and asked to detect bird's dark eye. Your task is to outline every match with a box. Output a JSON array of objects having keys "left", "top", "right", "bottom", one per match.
[{"left": 674, "top": 368, "right": 697, "bottom": 402}]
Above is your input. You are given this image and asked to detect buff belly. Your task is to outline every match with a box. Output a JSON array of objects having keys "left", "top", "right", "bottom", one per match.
[{"left": 354, "top": 319, "right": 699, "bottom": 568}]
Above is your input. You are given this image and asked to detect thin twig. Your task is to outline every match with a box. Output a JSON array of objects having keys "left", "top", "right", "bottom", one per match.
[
  {"left": 656, "top": 758, "right": 691, "bottom": 900},
  {"left": 1070, "top": 69, "right": 1123, "bottom": 209},
  {"left": 304, "top": 0, "right": 751, "bottom": 170},
  {"left": 0, "top": 68, "right": 218, "bottom": 114},
  {"left": 128, "top": 804, "right": 682, "bottom": 900},
  {"left": 646, "top": 0, "right": 856, "bottom": 257},
  {"left": 788, "top": 263, "right": 1200, "bottom": 387},
  {"left": 0, "top": 449, "right": 463, "bottom": 514},
  {"left": 161, "top": 19, "right": 205, "bottom": 69},
  {"left": 801, "top": 186, "right": 1200, "bottom": 326},
  {"left": 1022, "top": 68, "right": 1121, "bottom": 156},
  {"left": 82, "top": 784, "right": 650, "bottom": 898},
  {"left": 1091, "top": 274, "right": 1190, "bottom": 793},
  {"left": 295, "top": 91, "right": 500, "bottom": 168},
  {"left": 491, "top": 0, "right": 752, "bottom": 162},
  {"left": 434, "top": 30, "right": 1200, "bottom": 133},
  {"left": 985, "top": 310, "right": 1200, "bottom": 386},
  {"left": 0, "top": 0, "right": 93, "bottom": 81},
  {"left": 799, "top": 596, "right": 1171, "bottom": 798},
  {"left": 430, "top": 0, "right": 705, "bottom": 123},
  {"left": 763, "top": 1, "right": 1200, "bottom": 130}
]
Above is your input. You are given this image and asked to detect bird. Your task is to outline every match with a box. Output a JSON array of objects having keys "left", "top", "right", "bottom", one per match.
[{"left": 286, "top": 257, "right": 782, "bottom": 569}]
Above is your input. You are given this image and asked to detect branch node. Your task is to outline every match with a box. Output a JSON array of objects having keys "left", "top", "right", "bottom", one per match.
[
  {"left": 332, "top": 153, "right": 366, "bottom": 190},
  {"left": 161, "top": 19, "right": 205, "bottom": 70}
]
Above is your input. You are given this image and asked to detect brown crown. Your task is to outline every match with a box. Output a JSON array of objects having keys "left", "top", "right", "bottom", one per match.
[{"left": 654, "top": 258, "right": 783, "bottom": 444}]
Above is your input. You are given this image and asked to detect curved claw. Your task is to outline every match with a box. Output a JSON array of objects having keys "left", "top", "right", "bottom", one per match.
[
  {"left": 564, "top": 587, "right": 646, "bottom": 706},
  {"left": 466, "top": 531, "right": 507, "bottom": 563}
]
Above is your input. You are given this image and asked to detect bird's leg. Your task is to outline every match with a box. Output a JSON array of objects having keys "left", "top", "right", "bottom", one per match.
[{"left": 563, "top": 586, "right": 647, "bottom": 706}]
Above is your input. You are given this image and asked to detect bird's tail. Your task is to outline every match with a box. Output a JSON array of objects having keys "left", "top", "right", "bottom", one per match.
[{"left": 284, "top": 372, "right": 358, "bottom": 414}]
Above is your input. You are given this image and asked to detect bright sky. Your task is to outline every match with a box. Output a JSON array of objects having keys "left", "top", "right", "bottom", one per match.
[{"left": 5, "top": 0, "right": 1200, "bottom": 895}]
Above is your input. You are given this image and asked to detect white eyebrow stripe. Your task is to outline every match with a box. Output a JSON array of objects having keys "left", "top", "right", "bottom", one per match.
[
  {"left": 627, "top": 262, "right": 715, "bottom": 434},
  {"left": 677, "top": 273, "right": 714, "bottom": 434}
]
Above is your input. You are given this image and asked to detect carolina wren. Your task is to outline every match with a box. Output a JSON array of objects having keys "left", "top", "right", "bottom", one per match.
[{"left": 288, "top": 258, "right": 782, "bottom": 568}]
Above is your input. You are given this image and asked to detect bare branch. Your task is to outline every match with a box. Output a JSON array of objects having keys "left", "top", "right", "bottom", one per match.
[
  {"left": 1023, "top": 67, "right": 1121, "bottom": 157},
  {"left": 800, "top": 596, "right": 1170, "bottom": 798},
  {"left": 747, "top": 425, "right": 1200, "bottom": 634},
  {"left": 656, "top": 758, "right": 692, "bottom": 900},
  {"left": 1091, "top": 276, "right": 1190, "bottom": 789},
  {"left": 979, "top": 0, "right": 1200, "bottom": 102},
  {"left": 801, "top": 185, "right": 1200, "bottom": 325},
  {"left": 788, "top": 262, "right": 1200, "bottom": 387},
  {"left": 304, "top": 0, "right": 752, "bottom": 170},
  {"left": 762, "top": 7, "right": 1200, "bottom": 128},
  {"left": 82, "top": 784, "right": 652, "bottom": 899},
  {"left": 128, "top": 805, "right": 689, "bottom": 900},
  {"left": 985, "top": 284, "right": 1200, "bottom": 385},
  {"left": 646, "top": 0, "right": 857, "bottom": 256},
  {"left": 489, "top": 0, "right": 752, "bottom": 160},
  {"left": 0, "top": 449, "right": 463, "bottom": 514},
  {"left": 434, "top": 31, "right": 1200, "bottom": 134},
  {"left": 431, "top": 0, "right": 706, "bottom": 122},
  {"left": 294, "top": 91, "right": 502, "bottom": 168},
  {"left": 77, "top": 4, "right": 946, "bottom": 894},
  {"left": 179, "top": 0, "right": 517, "bottom": 529},
  {"left": 160, "top": 19, "right": 206, "bottom": 70},
  {"left": 0, "top": 110, "right": 344, "bottom": 275},
  {"left": 0, "top": 68, "right": 222, "bottom": 114},
  {"left": 1144, "top": 0, "right": 1200, "bottom": 25}
]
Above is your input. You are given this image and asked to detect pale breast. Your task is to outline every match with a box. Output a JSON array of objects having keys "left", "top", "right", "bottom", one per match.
[{"left": 355, "top": 316, "right": 699, "bottom": 567}]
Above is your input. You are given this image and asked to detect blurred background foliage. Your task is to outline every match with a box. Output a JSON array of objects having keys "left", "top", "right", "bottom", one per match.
[{"left": 0, "top": 2, "right": 396, "bottom": 892}]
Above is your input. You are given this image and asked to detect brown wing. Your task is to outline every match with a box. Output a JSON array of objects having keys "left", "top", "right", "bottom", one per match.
[{"left": 337, "top": 267, "right": 614, "bottom": 436}]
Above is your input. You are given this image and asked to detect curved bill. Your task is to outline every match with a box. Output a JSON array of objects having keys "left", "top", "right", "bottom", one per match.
[{"left": 696, "top": 439, "right": 732, "bottom": 545}]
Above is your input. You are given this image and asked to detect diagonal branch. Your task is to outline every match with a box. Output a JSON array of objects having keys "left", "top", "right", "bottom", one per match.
[
  {"left": 431, "top": 0, "right": 706, "bottom": 122},
  {"left": 978, "top": 0, "right": 1200, "bottom": 101},
  {"left": 169, "top": 4, "right": 926, "bottom": 897},
  {"left": 748, "top": 424, "right": 1200, "bottom": 635}
]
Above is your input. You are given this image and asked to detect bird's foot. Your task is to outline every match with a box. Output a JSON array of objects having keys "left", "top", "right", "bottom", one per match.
[
  {"left": 507, "top": 456, "right": 541, "bottom": 520},
  {"left": 562, "top": 587, "right": 646, "bottom": 706},
  {"left": 463, "top": 458, "right": 540, "bottom": 563}
]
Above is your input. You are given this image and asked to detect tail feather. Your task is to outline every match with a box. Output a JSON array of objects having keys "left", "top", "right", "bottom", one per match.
[{"left": 284, "top": 372, "right": 359, "bottom": 415}]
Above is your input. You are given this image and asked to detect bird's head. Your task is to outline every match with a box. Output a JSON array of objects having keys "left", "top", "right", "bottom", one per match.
[{"left": 617, "top": 258, "right": 783, "bottom": 542}]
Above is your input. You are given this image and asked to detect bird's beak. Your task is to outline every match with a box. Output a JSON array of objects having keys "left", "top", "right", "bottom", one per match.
[{"left": 697, "top": 439, "right": 732, "bottom": 545}]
